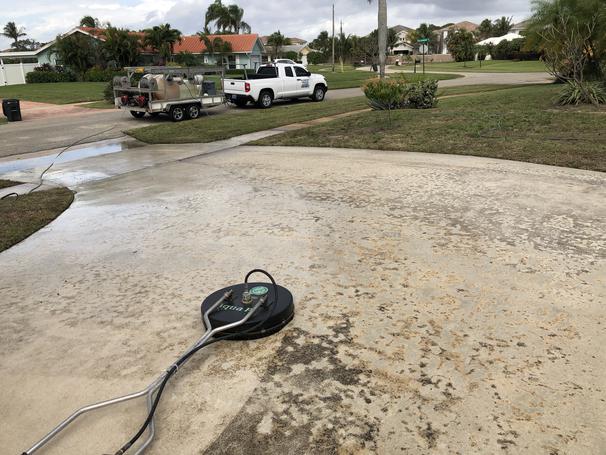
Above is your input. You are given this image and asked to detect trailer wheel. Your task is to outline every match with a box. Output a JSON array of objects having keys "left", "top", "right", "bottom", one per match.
[
  {"left": 187, "top": 104, "right": 201, "bottom": 120},
  {"left": 130, "top": 111, "right": 146, "bottom": 118},
  {"left": 257, "top": 90, "right": 273, "bottom": 109},
  {"left": 169, "top": 105, "right": 185, "bottom": 122}
]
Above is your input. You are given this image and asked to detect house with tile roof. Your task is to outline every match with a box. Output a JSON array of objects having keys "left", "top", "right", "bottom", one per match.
[
  {"left": 166, "top": 33, "right": 265, "bottom": 69},
  {"left": 435, "top": 21, "right": 479, "bottom": 54},
  {"left": 1, "top": 26, "right": 265, "bottom": 85}
]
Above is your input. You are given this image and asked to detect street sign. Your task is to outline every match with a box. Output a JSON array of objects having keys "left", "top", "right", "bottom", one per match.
[
  {"left": 418, "top": 38, "right": 430, "bottom": 43},
  {"left": 418, "top": 44, "right": 428, "bottom": 54}
]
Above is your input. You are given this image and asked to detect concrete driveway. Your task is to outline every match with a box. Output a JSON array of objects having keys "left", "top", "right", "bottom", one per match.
[{"left": 0, "top": 140, "right": 604, "bottom": 455}]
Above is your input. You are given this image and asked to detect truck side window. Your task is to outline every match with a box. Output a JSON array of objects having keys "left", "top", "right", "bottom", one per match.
[
  {"left": 285, "top": 66, "right": 294, "bottom": 77},
  {"left": 294, "top": 67, "right": 310, "bottom": 77}
]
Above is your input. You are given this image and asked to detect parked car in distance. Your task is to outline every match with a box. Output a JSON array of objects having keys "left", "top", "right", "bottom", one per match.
[{"left": 223, "top": 63, "right": 328, "bottom": 108}]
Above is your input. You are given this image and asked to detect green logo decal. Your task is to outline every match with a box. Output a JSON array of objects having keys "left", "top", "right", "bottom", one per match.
[{"left": 250, "top": 286, "right": 269, "bottom": 296}]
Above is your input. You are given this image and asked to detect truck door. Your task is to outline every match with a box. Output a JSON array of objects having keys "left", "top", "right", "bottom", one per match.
[
  {"left": 294, "top": 66, "right": 312, "bottom": 96},
  {"left": 282, "top": 66, "right": 299, "bottom": 97}
]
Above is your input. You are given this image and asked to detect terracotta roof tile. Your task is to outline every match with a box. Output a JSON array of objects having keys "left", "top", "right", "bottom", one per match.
[
  {"left": 74, "top": 27, "right": 260, "bottom": 54},
  {"left": 175, "top": 34, "right": 260, "bottom": 54}
]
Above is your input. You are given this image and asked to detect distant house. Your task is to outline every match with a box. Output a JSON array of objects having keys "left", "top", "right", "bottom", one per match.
[
  {"left": 391, "top": 25, "right": 414, "bottom": 55},
  {"left": 435, "top": 21, "right": 479, "bottom": 54},
  {"left": 162, "top": 34, "right": 265, "bottom": 70},
  {"left": 0, "top": 26, "right": 265, "bottom": 85},
  {"left": 260, "top": 36, "right": 315, "bottom": 65},
  {"left": 0, "top": 27, "right": 96, "bottom": 85},
  {"left": 511, "top": 20, "right": 530, "bottom": 35},
  {"left": 260, "top": 36, "right": 307, "bottom": 46},
  {"left": 477, "top": 32, "right": 523, "bottom": 47}
]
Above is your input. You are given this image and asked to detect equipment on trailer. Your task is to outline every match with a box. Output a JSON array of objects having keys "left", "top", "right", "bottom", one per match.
[
  {"left": 21, "top": 269, "right": 294, "bottom": 455},
  {"left": 113, "top": 66, "right": 226, "bottom": 122}
]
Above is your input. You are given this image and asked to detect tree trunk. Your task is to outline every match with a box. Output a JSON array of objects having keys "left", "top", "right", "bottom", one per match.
[{"left": 377, "top": 0, "right": 387, "bottom": 78}]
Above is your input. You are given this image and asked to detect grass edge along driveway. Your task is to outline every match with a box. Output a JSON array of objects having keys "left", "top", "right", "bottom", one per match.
[
  {"left": 0, "top": 82, "right": 106, "bottom": 104},
  {"left": 127, "top": 97, "right": 369, "bottom": 144},
  {"left": 251, "top": 85, "right": 606, "bottom": 173},
  {"left": 0, "top": 186, "right": 74, "bottom": 252}
]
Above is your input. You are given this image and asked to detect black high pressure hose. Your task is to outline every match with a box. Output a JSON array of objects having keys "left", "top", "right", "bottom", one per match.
[{"left": 114, "top": 269, "right": 280, "bottom": 455}]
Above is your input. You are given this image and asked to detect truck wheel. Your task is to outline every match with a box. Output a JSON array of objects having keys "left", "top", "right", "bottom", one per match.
[
  {"left": 234, "top": 99, "right": 248, "bottom": 108},
  {"left": 187, "top": 104, "right": 201, "bottom": 120},
  {"left": 170, "top": 105, "right": 185, "bottom": 122},
  {"left": 312, "top": 86, "right": 326, "bottom": 102},
  {"left": 257, "top": 90, "right": 273, "bottom": 109},
  {"left": 130, "top": 111, "right": 145, "bottom": 118}
]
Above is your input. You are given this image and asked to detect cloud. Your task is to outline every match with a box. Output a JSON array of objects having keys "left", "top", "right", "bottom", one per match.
[{"left": 0, "top": 0, "right": 532, "bottom": 50}]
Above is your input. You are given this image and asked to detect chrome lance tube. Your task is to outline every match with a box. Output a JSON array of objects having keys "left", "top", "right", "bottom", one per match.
[{"left": 22, "top": 289, "right": 266, "bottom": 455}]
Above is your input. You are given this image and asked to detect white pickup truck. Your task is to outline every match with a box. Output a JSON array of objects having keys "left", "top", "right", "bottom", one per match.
[{"left": 223, "top": 63, "right": 328, "bottom": 108}]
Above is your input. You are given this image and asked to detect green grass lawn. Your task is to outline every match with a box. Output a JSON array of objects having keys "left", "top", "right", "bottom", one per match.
[
  {"left": 0, "top": 82, "right": 106, "bottom": 104},
  {"left": 0, "top": 187, "right": 74, "bottom": 252},
  {"left": 390, "top": 59, "right": 548, "bottom": 73},
  {"left": 252, "top": 85, "right": 606, "bottom": 172},
  {"left": 437, "top": 84, "right": 526, "bottom": 97},
  {"left": 0, "top": 179, "right": 21, "bottom": 189},
  {"left": 309, "top": 64, "right": 461, "bottom": 89},
  {"left": 0, "top": 117, "right": 7, "bottom": 125},
  {"left": 127, "top": 97, "right": 369, "bottom": 144}
]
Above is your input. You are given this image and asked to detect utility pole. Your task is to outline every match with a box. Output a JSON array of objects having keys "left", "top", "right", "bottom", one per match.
[
  {"left": 331, "top": 3, "right": 335, "bottom": 72},
  {"left": 339, "top": 20, "right": 344, "bottom": 72}
]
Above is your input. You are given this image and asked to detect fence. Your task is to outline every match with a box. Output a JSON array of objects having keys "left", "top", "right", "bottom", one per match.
[{"left": 0, "top": 62, "right": 39, "bottom": 86}]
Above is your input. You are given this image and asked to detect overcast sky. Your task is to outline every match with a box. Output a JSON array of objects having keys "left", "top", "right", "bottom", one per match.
[{"left": 0, "top": 0, "right": 533, "bottom": 50}]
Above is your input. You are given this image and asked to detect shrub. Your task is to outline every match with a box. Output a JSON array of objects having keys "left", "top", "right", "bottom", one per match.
[
  {"left": 174, "top": 51, "right": 198, "bottom": 66},
  {"left": 26, "top": 69, "right": 76, "bottom": 83},
  {"left": 406, "top": 80, "right": 439, "bottom": 109},
  {"left": 104, "top": 81, "right": 115, "bottom": 102},
  {"left": 555, "top": 81, "right": 606, "bottom": 105},
  {"left": 363, "top": 77, "right": 438, "bottom": 111},
  {"left": 83, "top": 67, "right": 123, "bottom": 82},
  {"left": 284, "top": 51, "right": 299, "bottom": 62},
  {"left": 307, "top": 52, "right": 325, "bottom": 65}
]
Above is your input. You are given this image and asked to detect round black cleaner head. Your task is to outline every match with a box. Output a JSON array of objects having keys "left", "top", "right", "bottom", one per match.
[{"left": 201, "top": 282, "right": 294, "bottom": 340}]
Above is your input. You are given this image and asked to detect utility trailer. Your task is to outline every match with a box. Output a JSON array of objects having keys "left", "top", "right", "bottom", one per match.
[{"left": 113, "top": 66, "right": 225, "bottom": 122}]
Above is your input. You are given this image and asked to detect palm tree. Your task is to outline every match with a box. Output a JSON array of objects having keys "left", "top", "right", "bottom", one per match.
[
  {"left": 79, "top": 16, "right": 99, "bottom": 28},
  {"left": 103, "top": 26, "right": 141, "bottom": 68},
  {"left": 266, "top": 31, "right": 291, "bottom": 60},
  {"left": 367, "top": 0, "right": 387, "bottom": 78},
  {"left": 198, "top": 32, "right": 233, "bottom": 66},
  {"left": 227, "top": 4, "right": 251, "bottom": 34},
  {"left": 2, "top": 22, "right": 27, "bottom": 48},
  {"left": 205, "top": 1, "right": 251, "bottom": 34},
  {"left": 205, "top": 0, "right": 231, "bottom": 33},
  {"left": 144, "top": 24, "right": 182, "bottom": 64}
]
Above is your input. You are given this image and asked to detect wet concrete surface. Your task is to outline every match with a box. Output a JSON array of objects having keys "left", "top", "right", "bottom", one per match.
[
  {"left": 0, "top": 137, "right": 139, "bottom": 174},
  {"left": 0, "top": 144, "right": 604, "bottom": 455}
]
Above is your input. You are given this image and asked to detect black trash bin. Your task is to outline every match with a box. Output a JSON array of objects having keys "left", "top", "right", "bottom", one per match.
[
  {"left": 202, "top": 81, "right": 216, "bottom": 96},
  {"left": 2, "top": 99, "right": 22, "bottom": 122}
]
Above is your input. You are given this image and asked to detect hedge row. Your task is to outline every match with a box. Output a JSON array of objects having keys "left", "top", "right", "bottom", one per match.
[{"left": 25, "top": 71, "right": 76, "bottom": 83}]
